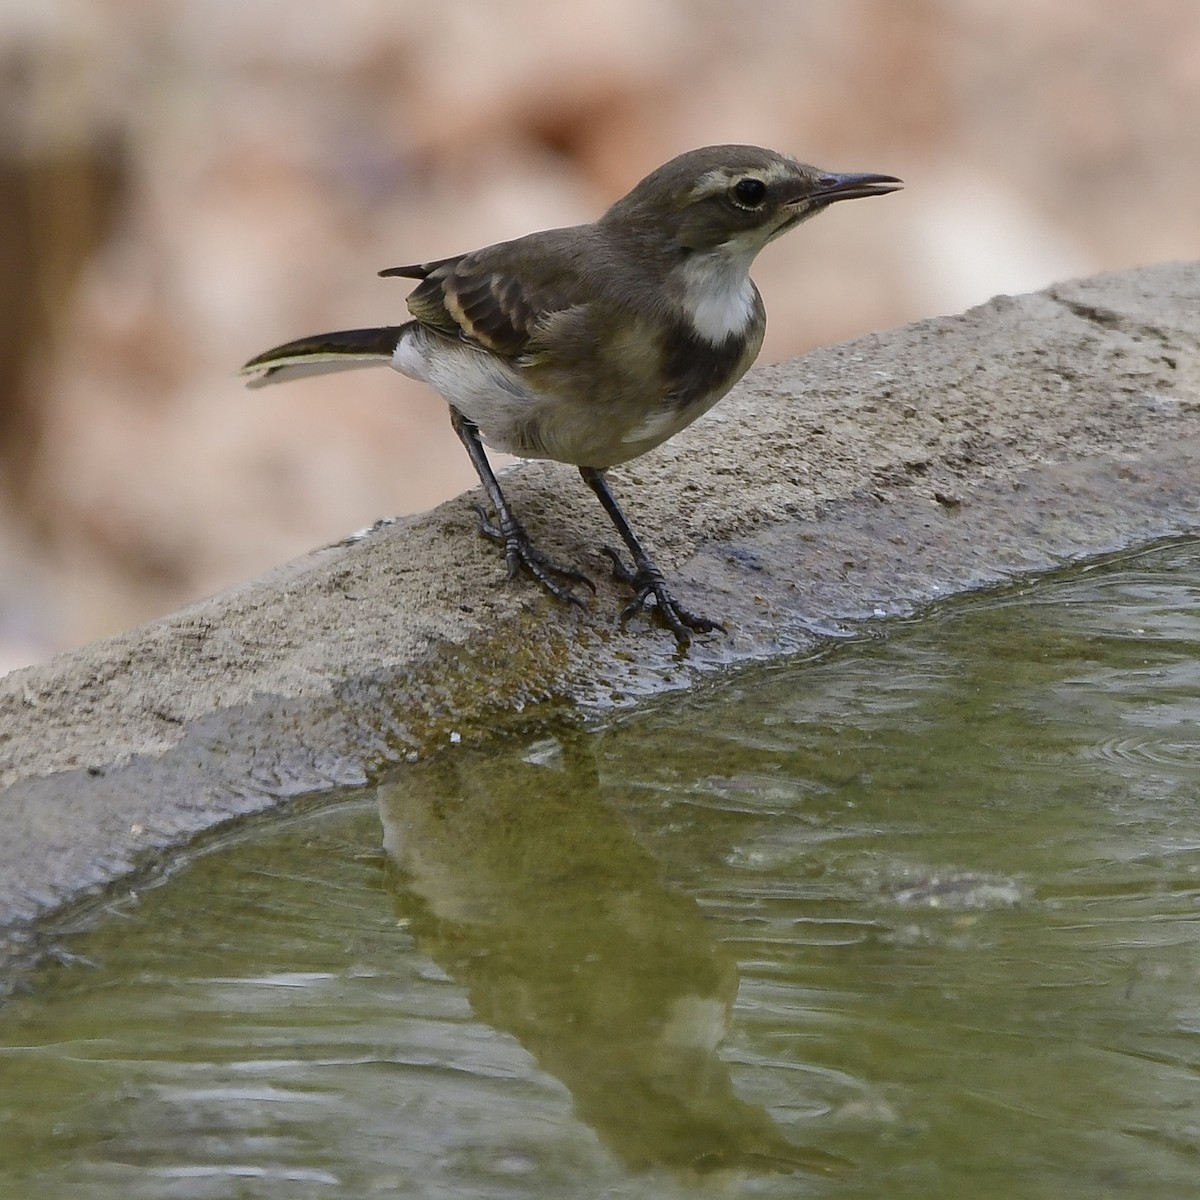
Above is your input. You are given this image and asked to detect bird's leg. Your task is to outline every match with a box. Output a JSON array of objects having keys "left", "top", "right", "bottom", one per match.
[
  {"left": 579, "top": 466, "right": 722, "bottom": 645},
  {"left": 450, "top": 408, "right": 594, "bottom": 606}
]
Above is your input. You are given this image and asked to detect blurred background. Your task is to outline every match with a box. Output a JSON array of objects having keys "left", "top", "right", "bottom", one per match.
[{"left": 2, "top": 0, "right": 1199, "bottom": 674}]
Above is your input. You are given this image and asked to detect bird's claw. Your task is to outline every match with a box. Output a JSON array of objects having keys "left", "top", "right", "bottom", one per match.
[
  {"left": 472, "top": 504, "right": 594, "bottom": 607},
  {"left": 600, "top": 547, "right": 723, "bottom": 645}
]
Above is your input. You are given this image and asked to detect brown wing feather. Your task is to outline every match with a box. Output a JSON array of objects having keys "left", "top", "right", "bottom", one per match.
[{"left": 388, "top": 234, "right": 597, "bottom": 358}]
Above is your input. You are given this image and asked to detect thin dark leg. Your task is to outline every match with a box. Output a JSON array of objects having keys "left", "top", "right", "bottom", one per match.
[
  {"left": 579, "top": 466, "right": 722, "bottom": 644},
  {"left": 449, "top": 407, "right": 593, "bottom": 605}
]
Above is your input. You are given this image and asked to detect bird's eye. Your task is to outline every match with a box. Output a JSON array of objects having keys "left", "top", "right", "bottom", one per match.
[{"left": 731, "top": 178, "right": 767, "bottom": 208}]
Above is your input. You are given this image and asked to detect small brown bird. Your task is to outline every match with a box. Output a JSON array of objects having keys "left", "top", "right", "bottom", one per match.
[{"left": 242, "top": 145, "right": 900, "bottom": 644}]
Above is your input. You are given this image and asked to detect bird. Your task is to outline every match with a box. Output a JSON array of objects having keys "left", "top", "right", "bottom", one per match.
[{"left": 241, "top": 145, "right": 901, "bottom": 644}]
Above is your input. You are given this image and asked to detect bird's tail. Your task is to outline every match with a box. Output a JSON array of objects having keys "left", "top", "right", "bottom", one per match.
[{"left": 240, "top": 325, "right": 408, "bottom": 388}]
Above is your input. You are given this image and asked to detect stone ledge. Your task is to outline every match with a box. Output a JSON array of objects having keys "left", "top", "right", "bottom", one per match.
[{"left": 2, "top": 262, "right": 1199, "bottom": 964}]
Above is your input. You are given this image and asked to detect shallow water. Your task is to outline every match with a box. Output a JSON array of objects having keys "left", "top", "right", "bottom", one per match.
[{"left": 2, "top": 538, "right": 1199, "bottom": 1198}]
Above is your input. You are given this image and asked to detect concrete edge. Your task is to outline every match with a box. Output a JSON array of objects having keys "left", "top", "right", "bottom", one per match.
[{"left": 2, "top": 261, "right": 1199, "bottom": 970}]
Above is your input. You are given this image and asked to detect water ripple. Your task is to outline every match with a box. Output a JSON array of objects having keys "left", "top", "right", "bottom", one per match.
[{"left": 1084, "top": 731, "right": 1200, "bottom": 772}]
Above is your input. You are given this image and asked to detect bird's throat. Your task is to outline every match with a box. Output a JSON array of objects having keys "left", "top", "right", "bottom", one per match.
[{"left": 679, "top": 249, "right": 758, "bottom": 345}]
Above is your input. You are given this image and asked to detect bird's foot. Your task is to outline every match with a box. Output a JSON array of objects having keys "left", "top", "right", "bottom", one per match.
[
  {"left": 601, "top": 547, "right": 723, "bottom": 646},
  {"left": 472, "top": 504, "right": 594, "bottom": 607}
]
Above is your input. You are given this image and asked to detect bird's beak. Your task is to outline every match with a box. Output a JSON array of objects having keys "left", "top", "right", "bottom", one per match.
[{"left": 803, "top": 172, "right": 904, "bottom": 206}]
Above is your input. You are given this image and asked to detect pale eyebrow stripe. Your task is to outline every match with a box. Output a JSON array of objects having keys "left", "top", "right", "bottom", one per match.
[{"left": 690, "top": 167, "right": 735, "bottom": 198}]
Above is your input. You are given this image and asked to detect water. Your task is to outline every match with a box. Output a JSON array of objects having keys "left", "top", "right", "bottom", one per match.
[{"left": 2, "top": 538, "right": 1199, "bottom": 1198}]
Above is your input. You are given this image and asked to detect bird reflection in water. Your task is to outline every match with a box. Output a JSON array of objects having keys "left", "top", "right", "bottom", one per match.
[{"left": 376, "top": 727, "right": 844, "bottom": 1178}]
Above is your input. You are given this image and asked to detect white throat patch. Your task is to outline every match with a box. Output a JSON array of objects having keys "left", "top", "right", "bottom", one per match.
[{"left": 681, "top": 248, "right": 757, "bottom": 345}]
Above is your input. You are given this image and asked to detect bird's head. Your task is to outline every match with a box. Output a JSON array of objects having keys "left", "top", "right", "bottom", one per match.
[{"left": 602, "top": 144, "right": 901, "bottom": 260}]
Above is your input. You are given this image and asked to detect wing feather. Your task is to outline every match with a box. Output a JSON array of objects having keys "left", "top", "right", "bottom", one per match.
[{"left": 386, "top": 234, "right": 597, "bottom": 359}]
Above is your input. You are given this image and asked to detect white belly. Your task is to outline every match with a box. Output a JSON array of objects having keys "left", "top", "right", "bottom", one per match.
[{"left": 392, "top": 327, "right": 536, "bottom": 456}]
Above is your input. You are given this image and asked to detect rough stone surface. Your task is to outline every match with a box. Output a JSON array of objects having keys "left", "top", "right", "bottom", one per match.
[{"left": 2, "top": 262, "right": 1199, "bottom": 969}]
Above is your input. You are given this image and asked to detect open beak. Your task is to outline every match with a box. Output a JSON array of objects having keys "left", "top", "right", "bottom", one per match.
[{"left": 807, "top": 171, "right": 903, "bottom": 205}]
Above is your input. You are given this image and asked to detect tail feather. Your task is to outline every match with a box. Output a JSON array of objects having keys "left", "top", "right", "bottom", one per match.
[{"left": 240, "top": 325, "right": 407, "bottom": 388}]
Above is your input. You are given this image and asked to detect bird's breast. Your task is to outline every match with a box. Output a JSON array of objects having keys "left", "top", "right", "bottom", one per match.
[{"left": 660, "top": 318, "right": 763, "bottom": 412}]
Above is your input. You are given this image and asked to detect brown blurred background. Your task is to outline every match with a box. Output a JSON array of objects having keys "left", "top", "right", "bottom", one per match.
[{"left": 2, "top": 0, "right": 1199, "bottom": 673}]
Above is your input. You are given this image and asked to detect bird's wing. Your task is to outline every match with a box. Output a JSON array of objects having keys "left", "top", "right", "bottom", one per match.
[{"left": 384, "top": 237, "right": 594, "bottom": 359}]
